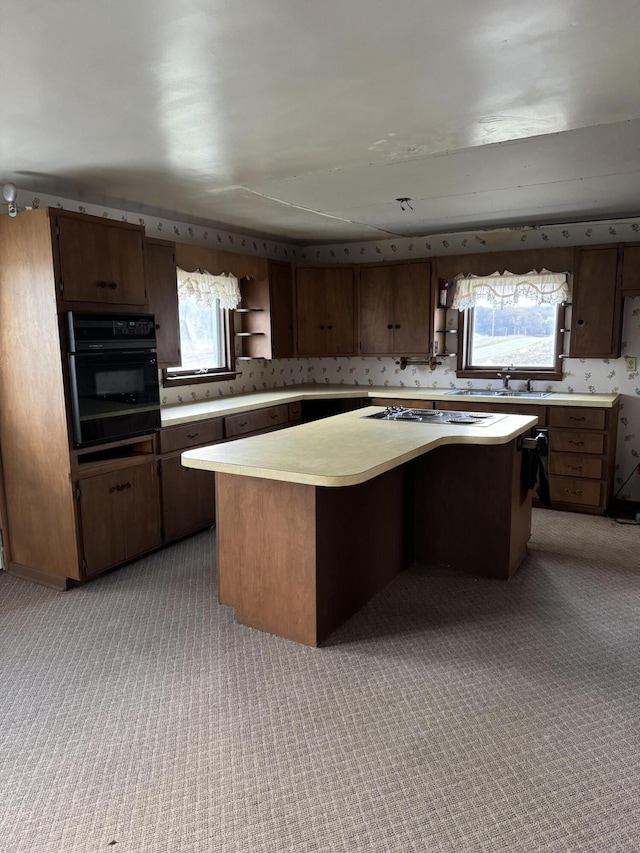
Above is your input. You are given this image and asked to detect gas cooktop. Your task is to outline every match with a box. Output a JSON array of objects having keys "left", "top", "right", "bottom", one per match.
[{"left": 363, "top": 406, "right": 506, "bottom": 427}]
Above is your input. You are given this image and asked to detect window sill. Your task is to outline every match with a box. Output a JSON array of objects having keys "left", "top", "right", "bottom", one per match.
[
  {"left": 162, "top": 370, "right": 241, "bottom": 387},
  {"left": 456, "top": 369, "right": 563, "bottom": 382}
]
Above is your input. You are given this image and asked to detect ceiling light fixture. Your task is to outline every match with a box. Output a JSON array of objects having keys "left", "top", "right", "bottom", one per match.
[
  {"left": 395, "top": 197, "right": 413, "bottom": 212},
  {"left": 2, "top": 182, "right": 18, "bottom": 217}
]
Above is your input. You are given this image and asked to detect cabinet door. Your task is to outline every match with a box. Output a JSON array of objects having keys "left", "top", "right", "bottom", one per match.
[
  {"left": 392, "top": 262, "right": 432, "bottom": 354},
  {"left": 295, "top": 268, "right": 327, "bottom": 355},
  {"left": 570, "top": 248, "right": 622, "bottom": 358},
  {"left": 161, "top": 455, "right": 216, "bottom": 543},
  {"left": 145, "top": 239, "right": 181, "bottom": 366},
  {"left": 621, "top": 245, "right": 640, "bottom": 295},
  {"left": 78, "top": 469, "right": 128, "bottom": 576},
  {"left": 270, "top": 262, "right": 295, "bottom": 358},
  {"left": 123, "top": 461, "right": 161, "bottom": 559},
  {"left": 359, "top": 266, "right": 394, "bottom": 354},
  {"left": 79, "top": 461, "right": 160, "bottom": 576},
  {"left": 324, "top": 267, "right": 355, "bottom": 354},
  {"left": 57, "top": 215, "right": 147, "bottom": 305}
]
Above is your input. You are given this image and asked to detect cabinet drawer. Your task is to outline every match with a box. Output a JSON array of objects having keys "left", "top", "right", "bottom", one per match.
[
  {"left": 548, "top": 453, "right": 603, "bottom": 480},
  {"left": 548, "top": 407, "right": 606, "bottom": 430},
  {"left": 224, "top": 404, "right": 289, "bottom": 438},
  {"left": 549, "top": 430, "right": 604, "bottom": 455},
  {"left": 549, "top": 476, "right": 602, "bottom": 507},
  {"left": 159, "top": 418, "right": 224, "bottom": 454},
  {"left": 288, "top": 401, "right": 303, "bottom": 421}
]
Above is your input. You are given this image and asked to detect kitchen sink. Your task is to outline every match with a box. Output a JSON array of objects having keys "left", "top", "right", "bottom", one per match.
[{"left": 446, "top": 389, "right": 554, "bottom": 398}]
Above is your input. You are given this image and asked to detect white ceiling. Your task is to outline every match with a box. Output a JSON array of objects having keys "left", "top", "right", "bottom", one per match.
[{"left": 2, "top": 0, "right": 640, "bottom": 244}]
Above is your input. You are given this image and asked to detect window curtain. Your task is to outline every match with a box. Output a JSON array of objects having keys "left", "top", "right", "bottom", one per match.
[
  {"left": 450, "top": 269, "right": 570, "bottom": 311},
  {"left": 176, "top": 267, "right": 241, "bottom": 310}
]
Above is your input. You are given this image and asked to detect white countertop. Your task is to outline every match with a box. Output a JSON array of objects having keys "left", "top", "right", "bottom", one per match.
[
  {"left": 161, "top": 384, "right": 620, "bottom": 427},
  {"left": 181, "top": 406, "right": 539, "bottom": 487}
]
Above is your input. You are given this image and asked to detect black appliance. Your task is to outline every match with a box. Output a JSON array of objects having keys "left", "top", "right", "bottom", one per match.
[
  {"left": 66, "top": 312, "right": 161, "bottom": 448},
  {"left": 363, "top": 406, "right": 506, "bottom": 427}
]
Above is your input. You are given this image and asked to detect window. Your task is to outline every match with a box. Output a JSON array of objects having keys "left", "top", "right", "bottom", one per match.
[
  {"left": 451, "top": 269, "right": 569, "bottom": 380},
  {"left": 163, "top": 268, "right": 241, "bottom": 385}
]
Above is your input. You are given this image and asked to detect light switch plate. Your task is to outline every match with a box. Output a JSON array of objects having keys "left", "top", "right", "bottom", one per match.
[{"left": 625, "top": 356, "right": 637, "bottom": 371}]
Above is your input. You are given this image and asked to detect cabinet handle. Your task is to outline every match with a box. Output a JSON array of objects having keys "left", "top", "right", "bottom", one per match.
[
  {"left": 238, "top": 420, "right": 247, "bottom": 427},
  {"left": 387, "top": 324, "right": 393, "bottom": 329},
  {"left": 577, "top": 319, "right": 585, "bottom": 326},
  {"left": 96, "top": 281, "right": 107, "bottom": 289},
  {"left": 108, "top": 282, "right": 118, "bottom": 289},
  {"left": 569, "top": 416, "right": 586, "bottom": 421},
  {"left": 568, "top": 440, "right": 584, "bottom": 446},
  {"left": 567, "top": 464, "right": 583, "bottom": 471},
  {"left": 327, "top": 325, "right": 333, "bottom": 330},
  {"left": 186, "top": 432, "right": 199, "bottom": 439},
  {"left": 269, "top": 412, "right": 278, "bottom": 420},
  {"left": 155, "top": 323, "right": 161, "bottom": 330},
  {"left": 565, "top": 488, "right": 583, "bottom": 495},
  {"left": 319, "top": 325, "right": 325, "bottom": 330},
  {"left": 123, "top": 481, "right": 132, "bottom": 489}
]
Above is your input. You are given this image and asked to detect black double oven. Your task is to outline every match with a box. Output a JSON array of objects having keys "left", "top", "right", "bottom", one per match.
[{"left": 66, "top": 312, "right": 161, "bottom": 448}]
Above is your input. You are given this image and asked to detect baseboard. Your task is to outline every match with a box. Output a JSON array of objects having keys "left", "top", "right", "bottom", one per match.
[{"left": 8, "top": 562, "right": 70, "bottom": 590}]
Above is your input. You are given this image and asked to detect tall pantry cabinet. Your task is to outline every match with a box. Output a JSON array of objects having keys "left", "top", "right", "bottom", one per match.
[{"left": 0, "top": 208, "right": 161, "bottom": 588}]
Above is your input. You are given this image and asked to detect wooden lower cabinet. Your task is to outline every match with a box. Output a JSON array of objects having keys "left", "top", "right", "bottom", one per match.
[
  {"left": 546, "top": 405, "right": 618, "bottom": 514},
  {"left": 375, "top": 397, "right": 617, "bottom": 515},
  {"left": 77, "top": 459, "right": 161, "bottom": 577},
  {"left": 160, "top": 455, "right": 216, "bottom": 543}
]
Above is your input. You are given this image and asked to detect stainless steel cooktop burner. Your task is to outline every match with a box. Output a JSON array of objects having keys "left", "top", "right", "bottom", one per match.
[{"left": 363, "top": 406, "right": 505, "bottom": 427}]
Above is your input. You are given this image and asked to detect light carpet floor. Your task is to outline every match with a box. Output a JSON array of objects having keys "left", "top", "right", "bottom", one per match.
[{"left": 1, "top": 509, "right": 639, "bottom": 853}]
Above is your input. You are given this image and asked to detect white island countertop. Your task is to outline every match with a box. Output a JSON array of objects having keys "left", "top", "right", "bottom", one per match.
[
  {"left": 181, "top": 406, "right": 539, "bottom": 487},
  {"left": 162, "top": 384, "right": 619, "bottom": 427}
]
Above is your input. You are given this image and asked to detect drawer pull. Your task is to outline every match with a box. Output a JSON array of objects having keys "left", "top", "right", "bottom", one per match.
[
  {"left": 186, "top": 432, "right": 199, "bottom": 439},
  {"left": 269, "top": 413, "right": 279, "bottom": 420},
  {"left": 565, "top": 488, "right": 583, "bottom": 496},
  {"left": 567, "top": 464, "right": 583, "bottom": 471},
  {"left": 238, "top": 420, "right": 247, "bottom": 427},
  {"left": 96, "top": 281, "right": 107, "bottom": 289},
  {"left": 569, "top": 416, "right": 586, "bottom": 422},
  {"left": 568, "top": 440, "right": 585, "bottom": 446}
]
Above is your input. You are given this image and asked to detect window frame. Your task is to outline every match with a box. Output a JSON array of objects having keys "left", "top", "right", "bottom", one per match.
[
  {"left": 161, "top": 308, "right": 240, "bottom": 386},
  {"left": 456, "top": 302, "right": 566, "bottom": 382}
]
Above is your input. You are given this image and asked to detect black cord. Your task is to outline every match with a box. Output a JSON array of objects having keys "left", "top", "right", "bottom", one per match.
[{"left": 613, "top": 461, "right": 640, "bottom": 500}]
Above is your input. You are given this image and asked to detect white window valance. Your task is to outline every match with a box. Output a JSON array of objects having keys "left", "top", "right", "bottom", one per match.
[
  {"left": 450, "top": 269, "right": 570, "bottom": 311},
  {"left": 177, "top": 267, "right": 241, "bottom": 310}
]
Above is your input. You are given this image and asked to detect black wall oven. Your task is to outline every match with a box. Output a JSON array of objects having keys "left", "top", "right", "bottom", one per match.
[{"left": 66, "top": 312, "right": 161, "bottom": 448}]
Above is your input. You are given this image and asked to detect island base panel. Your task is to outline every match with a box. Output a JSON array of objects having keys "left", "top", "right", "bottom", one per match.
[
  {"left": 413, "top": 439, "right": 531, "bottom": 580},
  {"left": 215, "top": 469, "right": 407, "bottom": 646}
]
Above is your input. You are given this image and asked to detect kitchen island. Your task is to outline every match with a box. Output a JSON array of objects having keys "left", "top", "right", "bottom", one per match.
[{"left": 182, "top": 406, "right": 539, "bottom": 645}]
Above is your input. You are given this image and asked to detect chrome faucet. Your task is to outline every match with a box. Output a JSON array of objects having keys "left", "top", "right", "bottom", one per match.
[{"left": 498, "top": 369, "right": 512, "bottom": 389}]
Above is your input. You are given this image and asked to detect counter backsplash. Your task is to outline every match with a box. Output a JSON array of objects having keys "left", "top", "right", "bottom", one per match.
[{"left": 161, "top": 296, "right": 640, "bottom": 501}]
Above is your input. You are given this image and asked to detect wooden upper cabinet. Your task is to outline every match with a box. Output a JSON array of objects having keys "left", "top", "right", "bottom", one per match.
[
  {"left": 295, "top": 266, "right": 355, "bottom": 356},
  {"left": 360, "top": 262, "right": 432, "bottom": 355},
  {"left": 269, "top": 262, "right": 295, "bottom": 358},
  {"left": 144, "top": 238, "right": 181, "bottom": 367},
  {"left": 55, "top": 213, "right": 147, "bottom": 305},
  {"left": 234, "top": 262, "right": 294, "bottom": 360},
  {"left": 570, "top": 247, "right": 623, "bottom": 358},
  {"left": 621, "top": 244, "right": 640, "bottom": 296}
]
